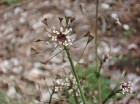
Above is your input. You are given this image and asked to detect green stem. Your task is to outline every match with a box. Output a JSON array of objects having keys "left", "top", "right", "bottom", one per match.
[
  {"left": 95, "top": 0, "right": 102, "bottom": 104},
  {"left": 103, "top": 71, "right": 125, "bottom": 104},
  {"left": 74, "top": 92, "right": 79, "bottom": 104},
  {"left": 103, "top": 90, "right": 121, "bottom": 104},
  {"left": 98, "top": 78, "right": 102, "bottom": 104},
  {"left": 64, "top": 46, "right": 87, "bottom": 104},
  {"left": 49, "top": 86, "right": 55, "bottom": 104},
  {"left": 95, "top": 0, "right": 99, "bottom": 58}
]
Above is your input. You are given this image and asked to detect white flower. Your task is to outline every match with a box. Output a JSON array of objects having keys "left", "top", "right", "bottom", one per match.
[
  {"left": 46, "top": 42, "right": 49, "bottom": 45},
  {"left": 69, "top": 28, "right": 72, "bottom": 32},
  {"left": 47, "top": 34, "right": 52, "bottom": 37},
  {"left": 120, "top": 81, "right": 133, "bottom": 94},
  {"left": 111, "top": 13, "right": 122, "bottom": 25},
  {"left": 100, "top": 3, "right": 110, "bottom": 10},
  {"left": 123, "top": 24, "right": 129, "bottom": 30},
  {"left": 115, "top": 18, "right": 122, "bottom": 25},
  {"left": 55, "top": 78, "right": 63, "bottom": 85},
  {"left": 47, "top": 27, "right": 75, "bottom": 47},
  {"left": 51, "top": 36, "right": 57, "bottom": 41},
  {"left": 42, "top": 17, "right": 75, "bottom": 48},
  {"left": 60, "top": 27, "right": 63, "bottom": 32},
  {"left": 111, "top": 13, "right": 118, "bottom": 19}
]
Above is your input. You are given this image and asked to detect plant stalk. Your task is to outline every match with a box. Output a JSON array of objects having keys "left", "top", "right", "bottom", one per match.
[
  {"left": 49, "top": 86, "right": 55, "bottom": 104},
  {"left": 64, "top": 46, "right": 87, "bottom": 104},
  {"left": 74, "top": 92, "right": 79, "bottom": 104},
  {"left": 95, "top": 0, "right": 102, "bottom": 104}
]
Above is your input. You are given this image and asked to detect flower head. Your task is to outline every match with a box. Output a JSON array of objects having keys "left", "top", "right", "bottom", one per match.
[
  {"left": 120, "top": 81, "right": 133, "bottom": 94},
  {"left": 42, "top": 17, "right": 75, "bottom": 48},
  {"left": 51, "top": 27, "right": 74, "bottom": 46},
  {"left": 39, "top": 16, "right": 93, "bottom": 65},
  {"left": 53, "top": 73, "right": 82, "bottom": 98}
]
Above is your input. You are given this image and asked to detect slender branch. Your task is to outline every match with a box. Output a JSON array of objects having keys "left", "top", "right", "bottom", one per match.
[{"left": 64, "top": 46, "right": 87, "bottom": 104}]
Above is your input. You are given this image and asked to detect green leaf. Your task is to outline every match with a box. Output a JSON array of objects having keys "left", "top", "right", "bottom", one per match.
[
  {"left": 94, "top": 70, "right": 100, "bottom": 79},
  {"left": 4, "top": 0, "right": 19, "bottom": 5}
]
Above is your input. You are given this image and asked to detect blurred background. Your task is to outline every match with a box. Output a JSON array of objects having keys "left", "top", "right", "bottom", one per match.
[{"left": 0, "top": 0, "right": 140, "bottom": 104}]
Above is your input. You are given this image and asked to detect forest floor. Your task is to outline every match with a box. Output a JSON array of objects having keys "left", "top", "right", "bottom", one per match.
[{"left": 0, "top": 0, "right": 140, "bottom": 104}]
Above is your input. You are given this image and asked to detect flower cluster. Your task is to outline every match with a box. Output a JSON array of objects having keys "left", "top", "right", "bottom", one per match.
[
  {"left": 42, "top": 17, "right": 75, "bottom": 47},
  {"left": 50, "top": 27, "right": 75, "bottom": 46},
  {"left": 120, "top": 81, "right": 133, "bottom": 94},
  {"left": 54, "top": 74, "right": 81, "bottom": 97}
]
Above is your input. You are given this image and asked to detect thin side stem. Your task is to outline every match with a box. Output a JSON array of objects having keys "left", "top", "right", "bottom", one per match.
[
  {"left": 103, "top": 90, "right": 121, "bottom": 104},
  {"left": 95, "top": 0, "right": 102, "bottom": 104},
  {"left": 103, "top": 71, "right": 125, "bottom": 104},
  {"left": 49, "top": 86, "right": 55, "bottom": 104},
  {"left": 64, "top": 46, "right": 87, "bottom": 104},
  {"left": 76, "top": 42, "right": 88, "bottom": 68},
  {"left": 37, "top": 84, "right": 45, "bottom": 103}
]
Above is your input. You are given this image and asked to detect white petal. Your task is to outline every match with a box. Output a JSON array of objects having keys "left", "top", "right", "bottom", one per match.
[
  {"left": 53, "top": 30, "right": 56, "bottom": 33},
  {"left": 69, "top": 28, "right": 72, "bottom": 32},
  {"left": 60, "top": 27, "right": 63, "bottom": 32},
  {"left": 63, "top": 29, "right": 69, "bottom": 35},
  {"left": 48, "top": 34, "right": 52, "bottom": 37},
  {"left": 56, "top": 31, "right": 60, "bottom": 35},
  {"left": 46, "top": 42, "right": 50, "bottom": 45}
]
